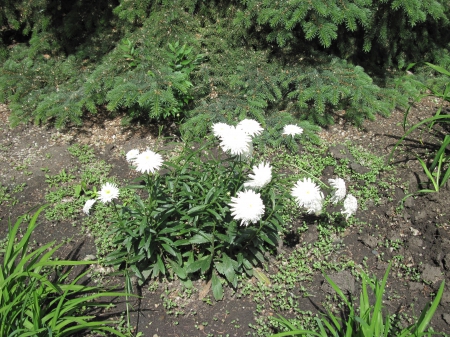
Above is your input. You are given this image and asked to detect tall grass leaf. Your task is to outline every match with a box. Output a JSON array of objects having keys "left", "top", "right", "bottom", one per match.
[
  {"left": 312, "top": 317, "right": 329, "bottom": 337},
  {"left": 417, "top": 157, "right": 438, "bottom": 191},
  {"left": 4, "top": 207, "right": 46, "bottom": 272},
  {"left": 323, "top": 274, "right": 351, "bottom": 307},
  {"left": 18, "top": 205, "right": 47, "bottom": 256},
  {"left": 415, "top": 280, "right": 445, "bottom": 334},
  {"left": 323, "top": 309, "right": 342, "bottom": 334},
  {"left": 383, "top": 313, "right": 391, "bottom": 337},
  {"left": 369, "top": 262, "right": 391, "bottom": 334},
  {"left": 320, "top": 316, "right": 339, "bottom": 336},
  {"left": 60, "top": 321, "right": 129, "bottom": 337},
  {"left": 390, "top": 115, "right": 450, "bottom": 162},
  {"left": 272, "top": 314, "right": 299, "bottom": 331},
  {"left": 49, "top": 291, "right": 132, "bottom": 319},
  {"left": 270, "top": 330, "right": 323, "bottom": 336},
  {"left": 429, "top": 135, "right": 450, "bottom": 173},
  {"left": 14, "top": 242, "right": 58, "bottom": 274},
  {"left": 424, "top": 62, "right": 450, "bottom": 77},
  {"left": 360, "top": 274, "right": 370, "bottom": 319},
  {"left": 4, "top": 215, "right": 24, "bottom": 271},
  {"left": 440, "top": 166, "right": 450, "bottom": 189}
]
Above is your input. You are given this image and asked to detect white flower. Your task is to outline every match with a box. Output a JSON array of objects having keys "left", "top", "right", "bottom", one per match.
[
  {"left": 83, "top": 199, "right": 96, "bottom": 215},
  {"left": 212, "top": 122, "right": 232, "bottom": 138},
  {"left": 219, "top": 126, "right": 252, "bottom": 156},
  {"left": 240, "top": 142, "right": 254, "bottom": 161},
  {"left": 229, "top": 190, "right": 265, "bottom": 226},
  {"left": 328, "top": 177, "right": 346, "bottom": 204},
  {"left": 283, "top": 124, "right": 303, "bottom": 137},
  {"left": 305, "top": 196, "right": 324, "bottom": 215},
  {"left": 291, "top": 177, "right": 324, "bottom": 214},
  {"left": 342, "top": 194, "right": 357, "bottom": 220},
  {"left": 244, "top": 162, "right": 272, "bottom": 190},
  {"left": 237, "top": 119, "right": 263, "bottom": 137},
  {"left": 98, "top": 182, "right": 120, "bottom": 203},
  {"left": 135, "top": 149, "right": 163, "bottom": 174},
  {"left": 126, "top": 149, "right": 140, "bottom": 163}
]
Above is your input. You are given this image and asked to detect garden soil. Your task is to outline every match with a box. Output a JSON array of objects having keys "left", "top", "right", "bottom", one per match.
[{"left": 1, "top": 99, "right": 450, "bottom": 336}]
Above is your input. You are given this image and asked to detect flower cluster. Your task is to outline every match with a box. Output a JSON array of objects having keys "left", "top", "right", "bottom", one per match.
[
  {"left": 328, "top": 178, "right": 346, "bottom": 204},
  {"left": 282, "top": 124, "right": 303, "bottom": 137},
  {"left": 290, "top": 176, "right": 357, "bottom": 219},
  {"left": 291, "top": 178, "right": 324, "bottom": 215},
  {"left": 244, "top": 162, "right": 272, "bottom": 190},
  {"left": 212, "top": 119, "right": 263, "bottom": 157},
  {"left": 83, "top": 120, "right": 357, "bottom": 224},
  {"left": 83, "top": 148, "right": 163, "bottom": 215},
  {"left": 126, "top": 148, "right": 163, "bottom": 174},
  {"left": 228, "top": 161, "right": 273, "bottom": 226},
  {"left": 83, "top": 182, "right": 120, "bottom": 215},
  {"left": 342, "top": 194, "right": 358, "bottom": 220},
  {"left": 212, "top": 120, "right": 305, "bottom": 157}
]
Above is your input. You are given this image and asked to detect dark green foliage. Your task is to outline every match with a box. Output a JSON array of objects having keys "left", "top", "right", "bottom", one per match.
[
  {"left": 1, "top": 0, "right": 449, "bottom": 141},
  {"left": 233, "top": 0, "right": 450, "bottom": 70}
]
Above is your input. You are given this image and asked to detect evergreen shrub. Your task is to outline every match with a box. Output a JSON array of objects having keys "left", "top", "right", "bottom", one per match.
[{"left": 1, "top": 0, "right": 449, "bottom": 139}]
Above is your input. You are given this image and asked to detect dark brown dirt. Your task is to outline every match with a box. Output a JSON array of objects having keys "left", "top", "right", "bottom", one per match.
[{"left": 0, "top": 99, "right": 449, "bottom": 336}]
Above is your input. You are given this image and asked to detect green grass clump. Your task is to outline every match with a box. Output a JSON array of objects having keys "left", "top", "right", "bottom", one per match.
[{"left": 0, "top": 205, "right": 131, "bottom": 336}]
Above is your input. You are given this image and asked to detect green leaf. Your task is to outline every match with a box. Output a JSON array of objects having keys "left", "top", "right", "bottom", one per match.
[
  {"left": 156, "top": 255, "right": 166, "bottom": 275},
  {"left": 214, "top": 233, "right": 232, "bottom": 244},
  {"left": 168, "top": 260, "right": 187, "bottom": 280},
  {"left": 253, "top": 268, "right": 271, "bottom": 286},
  {"left": 161, "top": 243, "right": 177, "bottom": 257},
  {"left": 187, "top": 204, "right": 208, "bottom": 215},
  {"left": 207, "top": 209, "right": 223, "bottom": 220},
  {"left": 211, "top": 273, "right": 223, "bottom": 301},
  {"left": 249, "top": 247, "right": 265, "bottom": 263},
  {"left": 221, "top": 254, "right": 236, "bottom": 285},
  {"left": 186, "top": 255, "right": 212, "bottom": 274},
  {"left": 189, "top": 232, "right": 213, "bottom": 244}
]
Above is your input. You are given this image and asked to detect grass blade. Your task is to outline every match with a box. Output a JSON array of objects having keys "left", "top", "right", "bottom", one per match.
[{"left": 415, "top": 280, "right": 445, "bottom": 334}]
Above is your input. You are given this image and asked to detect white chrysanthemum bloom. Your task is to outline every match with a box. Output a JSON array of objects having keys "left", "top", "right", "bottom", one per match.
[
  {"left": 219, "top": 126, "right": 252, "bottom": 156},
  {"left": 305, "top": 195, "right": 324, "bottom": 215},
  {"left": 212, "top": 122, "right": 232, "bottom": 139},
  {"left": 291, "top": 177, "right": 323, "bottom": 210},
  {"left": 126, "top": 149, "right": 140, "bottom": 163},
  {"left": 239, "top": 142, "right": 254, "bottom": 161},
  {"left": 342, "top": 194, "right": 357, "bottom": 219},
  {"left": 83, "top": 199, "right": 96, "bottom": 215},
  {"left": 98, "top": 182, "right": 120, "bottom": 204},
  {"left": 229, "top": 190, "right": 265, "bottom": 226},
  {"left": 135, "top": 149, "right": 163, "bottom": 174},
  {"left": 328, "top": 177, "right": 347, "bottom": 204},
  {"left": 283, "top": 124, "right": 303, "bottom": 137},
  {"left": 237, "top": 119, "right": 264, "bottom": 137},
  {"left": 244, "top": 162, "right": 272, "bottom": 190}
]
